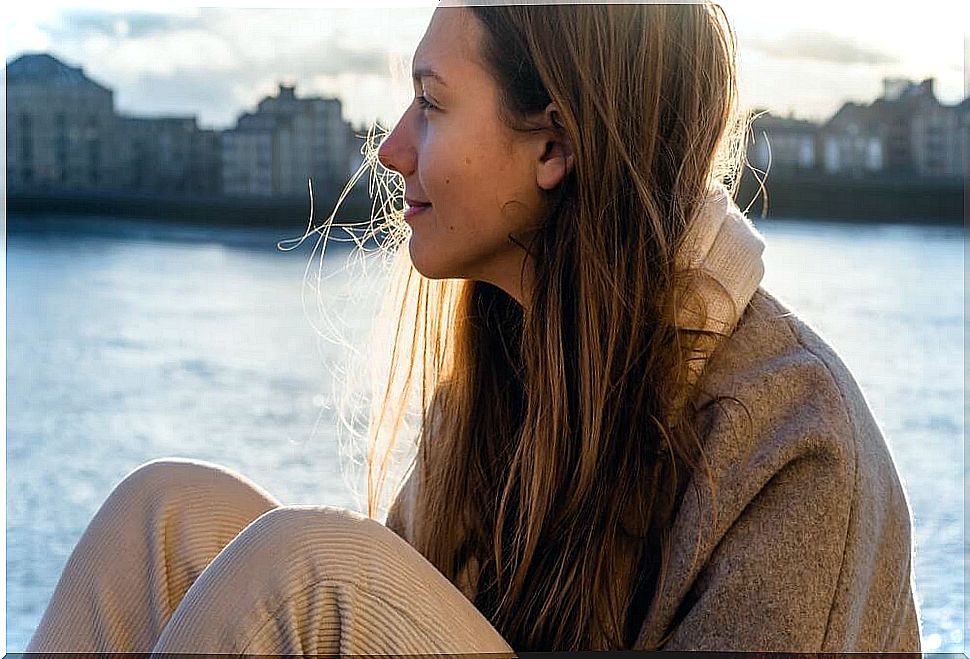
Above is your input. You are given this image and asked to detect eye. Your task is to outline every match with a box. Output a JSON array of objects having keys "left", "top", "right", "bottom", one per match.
[{"left": 415, "top": 94, "right": 437, "bottom": 112}]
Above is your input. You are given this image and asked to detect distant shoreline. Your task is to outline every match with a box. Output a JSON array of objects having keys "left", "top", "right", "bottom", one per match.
[
  {"left": 6, "top": 173, "right": 966, "bottom": 227},
  {"left": 6, "top": 187, "right": 371, "bottom": 230},
  {"left": 734, "top": 172, "right": 965, "bottom": 226}
]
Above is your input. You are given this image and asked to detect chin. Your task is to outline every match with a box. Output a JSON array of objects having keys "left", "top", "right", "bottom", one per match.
[{"left": 407, "top": 238, "right": 455, "bottom": 280}]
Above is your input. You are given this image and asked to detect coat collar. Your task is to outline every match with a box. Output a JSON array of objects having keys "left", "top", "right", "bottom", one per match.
[{"left": 673, "top": 180, "right": 767, "bottom": 388}]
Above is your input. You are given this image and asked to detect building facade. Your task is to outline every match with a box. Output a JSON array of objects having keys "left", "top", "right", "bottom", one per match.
[
  {"left": 6, "top": 53, "right": 121, "bottom": 191},
  {"left": 824, "top": 78, "right": 966, "bottom": 179},
  {"left": 221, "top": 84, "right": 355, "bottom": 197},
  {"left": 118, "top": 116, "right": 222, "bottom": 195},
  {"left": 819, "top": 102, "right": 884, "bottom": 177},
  {"left": 747, "top": 111, "right": 819, "bottom": 175},
  {"left": 222, "top": 113, "right": 276, "bottom": 196},
  {"left": 957, "top": 98, "right": 970, "bottom": 179},
  {"left": 7, "top": 52, "right": 222, "bottom": 196}
]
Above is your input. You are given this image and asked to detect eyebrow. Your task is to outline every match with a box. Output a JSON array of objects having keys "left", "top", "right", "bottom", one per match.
[{"left": 412, "top": 67, "right": 448, "bottom": 87}]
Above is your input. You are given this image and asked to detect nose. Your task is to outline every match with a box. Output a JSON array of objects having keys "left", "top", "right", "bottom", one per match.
[{"left": 377, "top": 113, "right": 416, "bottom": 177}]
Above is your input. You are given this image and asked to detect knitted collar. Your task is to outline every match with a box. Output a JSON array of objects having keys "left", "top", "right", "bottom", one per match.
[
  {"left": 675, "top": 180, "right": 766, "bottom": 332},
  {"left": 673, "top": 180, "right": 767, "bottom": 387}
]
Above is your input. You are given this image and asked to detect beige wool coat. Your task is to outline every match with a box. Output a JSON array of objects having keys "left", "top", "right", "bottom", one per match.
[{"left": 385, "top": 183, "right": 922, "bottom": 652}]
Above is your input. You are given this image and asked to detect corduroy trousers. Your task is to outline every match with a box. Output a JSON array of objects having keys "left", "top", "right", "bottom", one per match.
[{"left": 25, "top": 457, "right": 516, "bottom": 658}]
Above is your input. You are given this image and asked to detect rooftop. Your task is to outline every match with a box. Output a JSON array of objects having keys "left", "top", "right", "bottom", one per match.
[{"left": 6, "top": 53, "right": 111, "bottom": 93}]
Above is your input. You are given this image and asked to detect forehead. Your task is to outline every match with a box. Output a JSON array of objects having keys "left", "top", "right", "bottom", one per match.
[{"left": 413, "top": 7, "right": 482, "bottom": 80}]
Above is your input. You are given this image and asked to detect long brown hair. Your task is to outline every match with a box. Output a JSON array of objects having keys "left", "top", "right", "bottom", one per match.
[{"left": 336, "top": 2, "right": 752, "bottom": 651}]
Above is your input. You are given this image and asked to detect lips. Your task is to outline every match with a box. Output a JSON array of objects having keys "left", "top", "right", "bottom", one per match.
[
  {"left": 404, "top": 203, "right": 431, "bottom": 221},
  {"left": 404, "top": 196, "right": 431, "bottom": 222}
]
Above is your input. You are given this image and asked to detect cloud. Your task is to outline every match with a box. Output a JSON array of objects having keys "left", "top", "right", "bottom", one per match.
[
  {"left": 745, "top": 29, "right": 901, "bottom": 66},
  {"left": 39, "top": 7, "right": 408, "bottom": 78},
  {"left": 112, "top": 68, "right": 247, "bottom": 128},
  {"left": 41, "top": 9, "right": 200, "bottom": 40},
  {"left": 22, "top": 7, "right": 428, "bottom": 127}
]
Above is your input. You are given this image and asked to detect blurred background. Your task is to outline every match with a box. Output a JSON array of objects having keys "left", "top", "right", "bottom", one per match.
[{"left": 4, "top": 0, "right": 967, "bottom": 654}]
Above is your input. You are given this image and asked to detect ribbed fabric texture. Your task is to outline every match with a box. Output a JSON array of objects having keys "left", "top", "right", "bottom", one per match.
[
  {"left": 674, "top": 179, "right": 767, "bottom": 338},
  {"left": 673, "top": 181, "right": 767, "bottom": 402},
  {"left": 25, "top": 458, "right": 516, "bottom": 656},
  {"left": 25, "top": 458, "right": 283, "bottom": 653}
]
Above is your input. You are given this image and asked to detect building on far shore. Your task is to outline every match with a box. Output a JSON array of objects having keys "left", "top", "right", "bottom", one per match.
[
  {"left": 819, "top": 102, "right": 884, "bottom": 177},
  {"left": 746, "top": 77, "right": 968, "bottom": 180},
  {"left": 7, "top": 52, "right": 223, "bottom": 196},
  {"left": 864, "top": 77, "right": 963, "bottom": 178},
  {"left": 747, "top": 110, "right": 818, "bottom": 175},
  {"left": 6, "top": 53, "right": 122, "bottom": 191},
  {"left": 6, "top": 53, "right": 360, "bottom": 200},
  {"left": 958, "top": 97, "right": 970, "bottom": 179},
  {"left": 221, "top": 84, "right": 356, "bottom": 198},
  {"left": 222, "top": 113, "right": 276, "bottom": 197},
  {"left": 119, "top": 116, "right": 222, "bottom": 195}
]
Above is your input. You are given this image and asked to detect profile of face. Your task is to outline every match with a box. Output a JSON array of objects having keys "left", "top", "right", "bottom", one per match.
[{"left": 377, "top": 6, "right": 574, "bottom": 307}]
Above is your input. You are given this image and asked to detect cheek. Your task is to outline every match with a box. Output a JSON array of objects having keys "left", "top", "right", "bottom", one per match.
[
  {"left": 418, "top": 149, "right": 481, "bottom": 230},
  {"left": 417, "top": 128, "right": 524, "bottom": 239}
]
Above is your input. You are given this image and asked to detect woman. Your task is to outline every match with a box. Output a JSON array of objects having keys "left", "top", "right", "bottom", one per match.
[{"left": 25, "top": 2, "right": 921, "bottom": 654}]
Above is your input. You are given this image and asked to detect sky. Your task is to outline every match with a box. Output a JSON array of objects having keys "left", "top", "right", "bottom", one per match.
[{"left": 4, "top": 1, "right": 968, "bottom": 132}]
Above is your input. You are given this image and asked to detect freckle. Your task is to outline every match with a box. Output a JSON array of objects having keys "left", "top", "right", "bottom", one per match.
[
  {"left": 449, "top": 225, "right": 455, "bottom": 230},
  {"left": 446, "top": 178, "right": 450, "bottom": 184}
]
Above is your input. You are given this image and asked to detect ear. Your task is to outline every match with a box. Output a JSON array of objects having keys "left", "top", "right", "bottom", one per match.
[{"left": 535, "top": 102, "right": 575, "bottom": 191}]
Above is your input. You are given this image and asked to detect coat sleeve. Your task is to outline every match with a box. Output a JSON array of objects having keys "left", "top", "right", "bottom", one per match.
[{"left": 660, "top": 445, "right": 854, "bottom": 652}]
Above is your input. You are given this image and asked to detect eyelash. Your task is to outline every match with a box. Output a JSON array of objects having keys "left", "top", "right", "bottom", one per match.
[{"left": 415, "top": 95, "right": 437, "bottom": 112}]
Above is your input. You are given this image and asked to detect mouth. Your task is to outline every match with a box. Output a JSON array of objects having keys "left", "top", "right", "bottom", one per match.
[{"left": 404, "top": 201, "right": 432, "bottom": 222}]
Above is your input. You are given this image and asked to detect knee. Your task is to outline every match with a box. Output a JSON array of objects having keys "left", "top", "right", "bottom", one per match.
[
  {"left": 242, "top": 505, "right": 383, "bottom": 546},
  {"left": 111, "top": 457, "right": 280, "bottom": 517},
  {"left": 218, "top": 506, "right": 457, "bottom": 613},
  {"left": 120, "top": 457, "right": 237, "bottom": 490},
  {"left": 225, "top": 505, "right": 401, "bottom": 571}
]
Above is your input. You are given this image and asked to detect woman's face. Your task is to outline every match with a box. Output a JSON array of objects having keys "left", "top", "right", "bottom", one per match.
[{"left": 377, "top": 6, "right": 570, "bottom": 307}]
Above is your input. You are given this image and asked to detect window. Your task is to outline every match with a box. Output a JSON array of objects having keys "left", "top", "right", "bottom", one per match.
[{"left": 20, "top": 113, "right": 32, "bottom": 163}]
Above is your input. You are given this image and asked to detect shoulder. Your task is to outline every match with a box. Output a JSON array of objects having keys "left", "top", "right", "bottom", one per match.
[
  {"left": 694, "top": 285, "right": 860, "bottom": 484},
  {"left": 689, "top": 284, "right": 912, "bottom": 544},
  {"left": 702, "top": 284, "right": 861, "bottom": 414}
]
